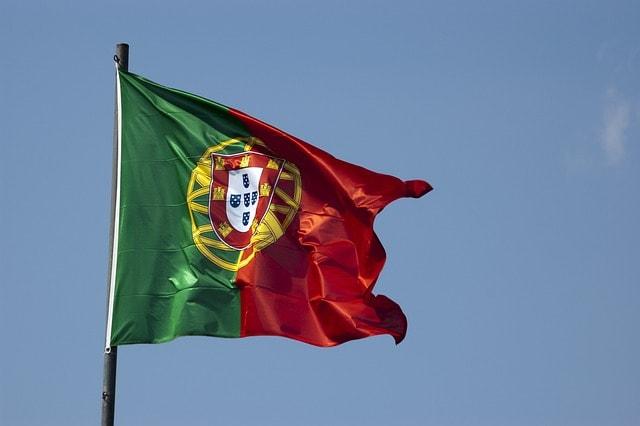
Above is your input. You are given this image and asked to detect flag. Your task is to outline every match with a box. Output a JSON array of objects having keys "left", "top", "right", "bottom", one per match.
[{"left": 106, "top": 70, "right": 432, "bottom": 349}]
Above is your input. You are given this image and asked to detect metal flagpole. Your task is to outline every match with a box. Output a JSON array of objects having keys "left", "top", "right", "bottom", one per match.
[{"left": 102, "top": 42, "right": 128, "bottom": 426}]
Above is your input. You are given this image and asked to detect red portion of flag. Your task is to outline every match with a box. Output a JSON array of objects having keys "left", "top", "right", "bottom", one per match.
[{"left": 230, "top": 108, "right": 432, "bottom": 346}]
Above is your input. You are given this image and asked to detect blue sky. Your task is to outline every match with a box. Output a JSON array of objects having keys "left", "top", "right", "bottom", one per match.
[{"left": 1, "top": 1, "right": 639, "bottom": 425}]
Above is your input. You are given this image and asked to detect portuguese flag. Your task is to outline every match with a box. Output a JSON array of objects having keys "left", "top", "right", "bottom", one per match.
[{"left": 106, "top": 70, "right": 432, "bottom": 349}]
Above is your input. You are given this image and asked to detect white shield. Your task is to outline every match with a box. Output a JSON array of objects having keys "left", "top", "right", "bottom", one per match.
[{"left": 226, "top": 167, "right": 263, "bottom": 233}]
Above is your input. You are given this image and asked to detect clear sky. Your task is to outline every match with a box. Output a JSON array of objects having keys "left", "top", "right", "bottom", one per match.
[{"left": 1, "top": 1, "right": 639, "bottom": 425}]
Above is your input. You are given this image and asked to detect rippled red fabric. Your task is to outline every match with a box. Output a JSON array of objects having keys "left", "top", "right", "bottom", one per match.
[{"left": 230, "top": 108, "right": 432, "bottom": 346}]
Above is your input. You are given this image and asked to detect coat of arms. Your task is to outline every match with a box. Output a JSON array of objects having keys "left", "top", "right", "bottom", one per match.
[
  {"left": 187, "top": 138, "right": 302, "bottom": 271},
  {"left": 209, "top": 152, "right": 284, "bottom": 250}
]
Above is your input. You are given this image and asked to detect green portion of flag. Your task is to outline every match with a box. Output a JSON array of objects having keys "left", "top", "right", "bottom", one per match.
[{"left": 110, "top": 71, "right": 248, "bottom": 345}]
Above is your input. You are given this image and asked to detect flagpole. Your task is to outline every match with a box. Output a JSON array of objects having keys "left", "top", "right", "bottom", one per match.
[{"left": 102, "top": 42, "right": 128, "bottom": 426}]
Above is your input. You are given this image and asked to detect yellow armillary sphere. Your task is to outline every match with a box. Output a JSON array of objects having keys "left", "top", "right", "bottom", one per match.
[{"left": 186, "top": 137, "right": 301, "bottom": 271}]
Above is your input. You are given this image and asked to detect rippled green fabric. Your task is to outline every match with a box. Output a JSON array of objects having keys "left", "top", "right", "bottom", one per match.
[{"left": 110, "top": 71, "right": 248, "bottom": 345}]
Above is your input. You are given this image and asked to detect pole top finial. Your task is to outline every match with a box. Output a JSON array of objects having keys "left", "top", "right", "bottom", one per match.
[{"left": 114, "top": 43, "right": 129, "bottom": 72}]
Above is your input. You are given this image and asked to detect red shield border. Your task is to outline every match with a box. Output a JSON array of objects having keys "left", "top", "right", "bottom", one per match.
[{"left": 209, "top": 151, "right": 284, "bottom": 250}]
